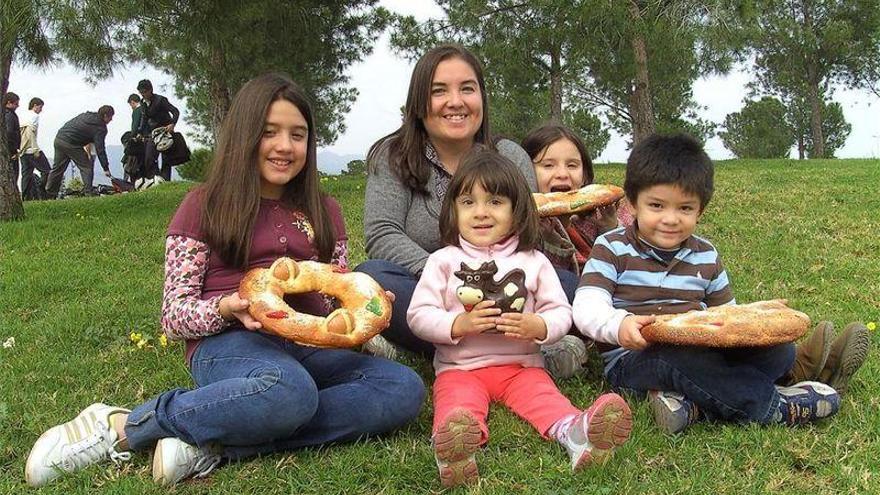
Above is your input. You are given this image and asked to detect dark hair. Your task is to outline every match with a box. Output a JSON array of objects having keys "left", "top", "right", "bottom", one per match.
[
  {"left": 439, "top": 146, "right": 539, "bottom": 251},
  {"left": 127, "top": 93, "right": 141, "bottom": 104},
  {"left": 28, "top": 97, "right": 44, "bottom": 110},
  {"left": 3, "top": 92, "right": 19, "bottom": 105},
  {"left": 521, "top": 124, "right": 594, "bottom": 185},
  {"left": 137, "top": 79, "right": 153, "bottom": 91},
  {"left": 367, "top": 44, "right": 491, "bottom": 194},
  {"left": 624, "top": 133, "right": 714, "bottom": 210},
  {"left": 97, "top": 105, "right": 114, "bottom": 119},
  {"left": 200, "top": 72, "right": 334, "bottom": 268}
]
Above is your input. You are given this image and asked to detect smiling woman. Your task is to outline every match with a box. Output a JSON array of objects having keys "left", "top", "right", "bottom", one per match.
[{"left": 354, "top": 44, "right": 538, "bottom": 356}]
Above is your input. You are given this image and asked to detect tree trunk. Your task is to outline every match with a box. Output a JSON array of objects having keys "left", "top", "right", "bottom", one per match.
[
  {"left": 802, "top": 3, "right": 824, "bottom": 159},
  {"left": 806, "top": 71, "right": 824, "bottom": 159},
  {"left": 549, "top": 46, "right": 563, "bottom": 124},
  {"left": 797, "top": 134, "right": 805, "bottom": 160},
  {"left": 0, "top": 50, "right": 25, "bottom": 221},
  {"left": 628, "top": 1, "right": 655, "bottom": 145},
  {"left": 209, "top": 46, "right": 230, "bottom": 143}
]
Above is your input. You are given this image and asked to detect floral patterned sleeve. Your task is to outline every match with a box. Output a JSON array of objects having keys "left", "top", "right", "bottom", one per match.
[
  {"left": 160, "top": 235, "right": 229, "bottom": 340},
  {"left": 321, "top": 238, "right": 350, "bottom": 313}
]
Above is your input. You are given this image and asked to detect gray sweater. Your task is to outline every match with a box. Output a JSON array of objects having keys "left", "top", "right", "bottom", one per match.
[{"left": 364, "top": 139, "right": 538, "bottom": 275}]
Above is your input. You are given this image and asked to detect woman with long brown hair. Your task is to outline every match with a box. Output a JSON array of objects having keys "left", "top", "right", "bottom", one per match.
[
  {"left": 356, "top": 44, "right": 538, "bottom": 357},
  {"left": 26, "top": 73, "right": 425, "bottom": 488}
]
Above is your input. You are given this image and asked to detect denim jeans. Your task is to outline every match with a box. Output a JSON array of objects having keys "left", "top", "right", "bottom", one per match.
[
  {"left": 555, "top": 268, "right": 579, "bottom": 304},
  {"left": 355, "top": 259, "right": 435, "bottom": 356},
  {"left": 125, "top": 328, "right": 426, "bottom": 460},
  {"left": 606, "top": 343, "right": 795, "bottom": 424}
]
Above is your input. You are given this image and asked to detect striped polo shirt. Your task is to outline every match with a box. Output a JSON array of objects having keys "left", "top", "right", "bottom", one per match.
[{"left": 580, "top": 223, "right": 735, "bottom": 316}]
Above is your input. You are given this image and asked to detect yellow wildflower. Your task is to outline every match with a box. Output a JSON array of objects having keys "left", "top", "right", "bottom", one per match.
[
  {"left": 868, "top": 322, "right": 877, "bottom": 331},
  {"left": 159, "top": 334, "right": 168, "bottom": 347}
]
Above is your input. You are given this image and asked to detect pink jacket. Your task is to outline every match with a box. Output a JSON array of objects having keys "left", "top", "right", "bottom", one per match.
[{"left": 407, "top": 235, "right": 572, "bottom": 375}]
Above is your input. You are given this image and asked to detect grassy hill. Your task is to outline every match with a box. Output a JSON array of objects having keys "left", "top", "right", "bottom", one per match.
[{"left": 1, "top": 159, "right": 878, "bottom": 494}]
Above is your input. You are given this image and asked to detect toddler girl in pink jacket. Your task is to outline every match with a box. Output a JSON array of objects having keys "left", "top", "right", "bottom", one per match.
[{"left": 407, "top": 147, "right": 632, "bottom": 488}]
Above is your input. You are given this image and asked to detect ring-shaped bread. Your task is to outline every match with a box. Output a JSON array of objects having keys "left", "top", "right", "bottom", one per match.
[
  {"left": 239, "top": 257, "right": 392, "bottom": 347},
  {"left": 639, "top": 299, "right": 810, "bottom": 347},
  {"left": 533, "top": 184, "right": 625, "bottom": 218}
]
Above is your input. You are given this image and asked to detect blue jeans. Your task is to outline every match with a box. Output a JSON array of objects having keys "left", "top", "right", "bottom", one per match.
[
  {"left": 355, "top": 259, "right": 435, "bottom": 355},
  {"left": 606, "top": 343, "right": 795, "bottom": 424},
  {"left": 124, "top": 329, "right": 425, "bottom": 460},
  {"left": 555, "top": 268, "right": 578, "bottom": 304}
]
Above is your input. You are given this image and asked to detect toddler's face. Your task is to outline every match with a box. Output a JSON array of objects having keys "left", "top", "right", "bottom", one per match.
[
  {"left": 455, "top": 182, "right": 514, "bottom": 247},
  {"left": 631, "top": 184, "right": 702, "bottom": 250},
  {"left": 532, "top": 138, "right": 585, "bottom": 194}
]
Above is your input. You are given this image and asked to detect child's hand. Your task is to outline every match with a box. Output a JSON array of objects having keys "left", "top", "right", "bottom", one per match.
[
  {"left": 591, "top": 203, "right": 620, "bottom": 233},
  {"left": 618, "top": 314, "right": 654, "bottom": 350},
  {"left": 218, "top": 292, "right": 263, "bottom": 331},
  {"left": 496, "top": 312, "right": 547, "bottom": 341},
  {"left": 451, "top": 300, "right": 501, "bottom": 338}
]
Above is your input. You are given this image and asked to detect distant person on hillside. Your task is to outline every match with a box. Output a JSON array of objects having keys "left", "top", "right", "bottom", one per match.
[
  {"left": 19, "top": 97, "right": 50, "bottom": 200},
  {"left": 45, "top": 105, "right": 114, "bottom": 198},
  {"left": 122, "top": 93, "right": 148, "bottom": 183},
  {"left": 3, "top": 92, "right": 21, "bottom": 191},
  {"left": 136, "top": 79, "right": 179, "bottom": 188}
]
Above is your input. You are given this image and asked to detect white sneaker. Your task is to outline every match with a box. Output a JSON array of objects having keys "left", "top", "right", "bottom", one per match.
[
  {"left": 152, "top": 437, "right": 221, "bottom": 486},
  {"left": 25, "top": 403, "right": 131, "bottom": 487},
  {"left": 556, "top": 393, "right": 632, "bottom": 471},
  {"left": 134, "top": 177, "right": 146, "bottom": 190}
]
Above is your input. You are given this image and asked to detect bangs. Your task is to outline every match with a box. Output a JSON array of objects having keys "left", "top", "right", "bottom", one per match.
[{"left": 454, "top": 162, "right": 520, "bottom": 200}]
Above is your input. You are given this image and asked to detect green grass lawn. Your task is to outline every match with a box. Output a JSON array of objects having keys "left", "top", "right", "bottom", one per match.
[{"left": 1, "top": 159, "right": 878, "bottom": 494}]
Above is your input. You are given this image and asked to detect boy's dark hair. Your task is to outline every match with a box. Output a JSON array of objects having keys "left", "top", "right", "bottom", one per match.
[
  {"left": 3, "top": 92, "right": 19, "bottom": 105},
  {"left": 521, "top": 124, "right": 594, "bottom": 185},
  {"left": 439, "top": 146, "right": 539, "bottom": 251},
  {"left": 127, "top": 93, "right": 141, "bottom": 104},
  {"left": 28, "top": 97, "right": 44, "bottom": 110},
  {"left": 97, "top": 105, "right": 115, "bottom": 120},
  {"left": 624, "top": 133, "right": 714, "bottom": 211},
  {"left": 136, "top": 79, "right": 153, "bottom": 91}
]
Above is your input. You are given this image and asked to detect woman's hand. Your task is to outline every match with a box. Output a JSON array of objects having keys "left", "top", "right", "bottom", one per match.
[
  {"left": 591, "top": 202, "right": 620, "bottom": 233},
  {"left": 451, "top": 300, "right": 501, "bottom": 338},
  {"left": 496, "top": 312, "right": 547, "bottom": 341},
  {"left": 218, "top": 292, "right": 263, "bottom": 331}
]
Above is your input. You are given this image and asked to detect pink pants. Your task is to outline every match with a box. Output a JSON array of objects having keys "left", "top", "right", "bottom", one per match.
[{"left": 432, "top": 364, "right": 581, "bottom": 445}]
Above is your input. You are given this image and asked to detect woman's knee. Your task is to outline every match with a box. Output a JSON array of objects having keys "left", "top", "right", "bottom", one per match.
[{"left": 367, "top": 363, "right": 426, "bottom": 431}]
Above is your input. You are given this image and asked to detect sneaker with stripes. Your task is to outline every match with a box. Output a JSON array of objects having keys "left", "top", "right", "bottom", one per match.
[
  {"left": 25, "top": 403, "right": 131, "bottom": 487},
  {"left": 555, "top": 393, "right": 632, "bottom": 471},
  {"left": 153, "top": 437, "right": 222, "bottom": 486}
]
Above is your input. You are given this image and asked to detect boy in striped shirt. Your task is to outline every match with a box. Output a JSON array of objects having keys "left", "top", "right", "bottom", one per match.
[{"left": 572, "top": 133, "right": 840, "bottom": 434}]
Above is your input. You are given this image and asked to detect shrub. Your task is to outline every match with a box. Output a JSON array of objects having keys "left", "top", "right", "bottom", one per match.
[{"left": 176, "top": 148, "right": 213, "bottom": 182}]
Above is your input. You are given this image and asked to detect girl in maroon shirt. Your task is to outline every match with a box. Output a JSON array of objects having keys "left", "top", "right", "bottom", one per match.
[{"left": 26, "top": 73, "right": 425, "bottom": 488}]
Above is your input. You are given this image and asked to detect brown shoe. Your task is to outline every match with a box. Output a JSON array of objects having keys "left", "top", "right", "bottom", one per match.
[
  {"left": 780, "top": 321, "right": 834, "bottom": 385},
  {"left": 818, "top": 322, "right": 871, "bottom": 394}
]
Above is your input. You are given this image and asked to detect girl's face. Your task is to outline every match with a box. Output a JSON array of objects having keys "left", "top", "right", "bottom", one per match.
[
  {"left": 455, "top": 181, "right": 513, "bottom": 247},
  {"left": 422, "top": 57, "right": 484, "bottom": 150},
  {"left": 258, "top": 99, "right": 308, "bottom": 199},
  {"left": 533, "top": 138, "right": 585, "bottom": 193}
]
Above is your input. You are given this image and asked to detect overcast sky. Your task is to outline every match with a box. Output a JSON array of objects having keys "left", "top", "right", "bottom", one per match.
[{"left": 8, "top": 0, "right": 879, "bottom": 165}]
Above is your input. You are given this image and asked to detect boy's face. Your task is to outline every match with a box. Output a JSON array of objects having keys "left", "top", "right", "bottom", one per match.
[{"left": 630, "top": 184, "right": 702, "bottom": 250}]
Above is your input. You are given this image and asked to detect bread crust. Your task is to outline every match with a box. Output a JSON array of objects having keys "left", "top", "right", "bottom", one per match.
[
  {"left": 639, "top": 299, "right": 810, "bottom": 347},
  {"left": 239, "top": 258, "right": 392, "bottom": 347},
  {"left": 533, "top": 184, "right": 625, "bottom": 218}
]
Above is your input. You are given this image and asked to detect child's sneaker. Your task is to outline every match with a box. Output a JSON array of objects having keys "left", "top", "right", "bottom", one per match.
[
  {"left": 25, "top": 403, "right": 131, "bottom": 487},
  {"left": 818, "top": 322, "right": 870, "bottom": 394},
  {"left": 362, "top": 334, "right": 400, "bottom": 362},
  {"left": 556, "top": 393, "right": 632, "bottom": 471},
  {"left": 542, "top": 335, "right": 588, "bottom": 380},
  {"left": 775, "top": 381, "right": 840, "bottom": 425},
  {"left": 152, "top": 437, "right": 222, "bottom": 486},
  {"left": 648, "top": 390, "right": 700, "bottom": 434},
  {"left": 433, "top": 408, "right": 481, "bottom": 487}
]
